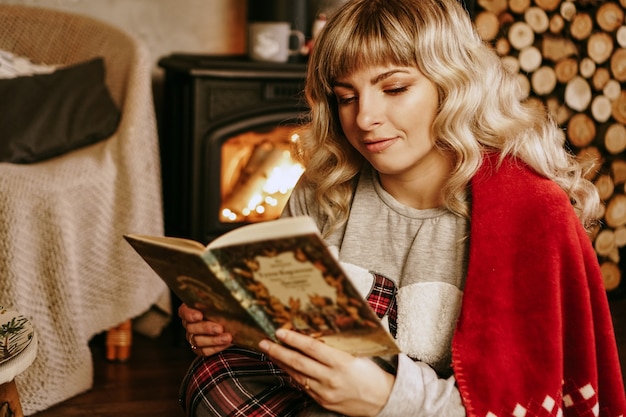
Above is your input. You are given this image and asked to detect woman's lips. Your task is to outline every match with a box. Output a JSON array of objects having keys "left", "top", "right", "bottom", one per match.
[{"left": 364, "top": 137, "right": 397, "bottom": 153}]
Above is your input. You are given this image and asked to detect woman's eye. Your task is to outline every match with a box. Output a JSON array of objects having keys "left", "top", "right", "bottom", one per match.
[
  {"left": 336, "top": 95, "right": 357, "bottom": 105},
  {"left": 384, "top": 86, "right": 408, "bottom": 95}
]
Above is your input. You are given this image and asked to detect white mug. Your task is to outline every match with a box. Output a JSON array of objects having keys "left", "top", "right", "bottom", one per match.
[{"left": 248, "top": 21, "right": 305, "bottom": 63}]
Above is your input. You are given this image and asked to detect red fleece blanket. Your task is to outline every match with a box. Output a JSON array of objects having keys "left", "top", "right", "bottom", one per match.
[{"left": 452, "top": 154, "right": 626, "bottom": 417}]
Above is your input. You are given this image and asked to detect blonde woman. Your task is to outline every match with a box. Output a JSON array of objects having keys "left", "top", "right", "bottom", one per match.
[{"left": 179, "top": 0, "right": 626, "bottom": 415}]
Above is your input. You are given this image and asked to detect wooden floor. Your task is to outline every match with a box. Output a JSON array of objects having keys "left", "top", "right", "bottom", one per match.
[
  {"left": 28, "top": 298, "right": 626, "bottom": 416},
  {"left": 32, "top": 325, "right": 195, "bottom": 417}
]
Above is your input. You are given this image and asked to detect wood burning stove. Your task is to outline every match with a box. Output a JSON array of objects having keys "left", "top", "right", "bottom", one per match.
[{"left": 158, "top": 54, "right": 308, "bottom": 244}]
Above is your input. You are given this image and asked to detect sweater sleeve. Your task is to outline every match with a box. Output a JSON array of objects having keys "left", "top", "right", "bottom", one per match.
[{"left": 377, "top": 354, "right": 465, "bottom": 417}]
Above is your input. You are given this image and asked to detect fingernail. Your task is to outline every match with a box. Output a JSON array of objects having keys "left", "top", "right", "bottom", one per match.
[
  {"left": 275, "top": 328, "right": 286, "bottom": 339},
  {"left": 259, "top": 340, "right": 270, "bottom": 351}
]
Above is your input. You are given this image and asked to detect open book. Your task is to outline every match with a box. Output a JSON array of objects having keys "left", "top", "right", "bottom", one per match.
[{"left": 124, "top": 216, "right": 399, "bottom": 357}]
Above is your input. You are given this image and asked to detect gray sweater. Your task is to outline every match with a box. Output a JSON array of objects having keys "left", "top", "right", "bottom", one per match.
[{"left": 283, "top": 166, "right": 468, "bottom": 417}]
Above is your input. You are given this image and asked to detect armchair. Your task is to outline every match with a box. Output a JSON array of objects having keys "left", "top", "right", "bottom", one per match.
[{"left": 0, "top": 5, "right": 170, "bottom": 414}]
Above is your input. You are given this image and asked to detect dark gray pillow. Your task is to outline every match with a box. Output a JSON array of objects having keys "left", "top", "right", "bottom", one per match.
[{"left": 0, "top": 57, "right": 121, "bottom": 163}]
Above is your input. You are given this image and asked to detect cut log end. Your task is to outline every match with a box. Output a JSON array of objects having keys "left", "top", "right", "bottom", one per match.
[{"left": 601, "top": 261, "right": 622, "bottom": 291}]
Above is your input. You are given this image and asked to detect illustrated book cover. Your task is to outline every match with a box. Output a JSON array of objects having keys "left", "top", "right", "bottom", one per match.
[{"left": 124, "top": 216, "right": 399, "bottom": 357}]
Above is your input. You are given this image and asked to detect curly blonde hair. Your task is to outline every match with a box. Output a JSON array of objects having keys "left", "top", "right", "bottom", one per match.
[{"left": 297, "top": 0, "right": 600, "bottom": 233}]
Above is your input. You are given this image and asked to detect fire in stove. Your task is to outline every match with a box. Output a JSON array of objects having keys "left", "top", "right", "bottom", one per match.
[{"left": 220, "top": 125, "right": 305, "bottom": 223}]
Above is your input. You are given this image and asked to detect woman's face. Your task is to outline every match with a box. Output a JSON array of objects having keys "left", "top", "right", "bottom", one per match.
[{"left": 332, "top": 65, "right": 444, "bottom": 181}]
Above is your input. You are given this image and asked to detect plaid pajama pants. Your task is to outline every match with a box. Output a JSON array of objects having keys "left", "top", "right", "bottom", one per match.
[{"left": 180, "top": 273, "right": 397, "bottom": 417}]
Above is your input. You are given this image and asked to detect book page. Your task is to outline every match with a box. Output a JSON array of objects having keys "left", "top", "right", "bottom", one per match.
[
  {"left": 126, "top": 234, "right": 206, "bottom": 252},
  {"left": 208, "top": 216, "right": 319, "bottom": 249},
  {"left": 253, "top": 250, "right": 337, "bottom": 315}
]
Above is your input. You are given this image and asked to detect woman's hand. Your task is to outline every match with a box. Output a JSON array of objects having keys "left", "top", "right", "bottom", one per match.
[
  {"left": 259, "top": 329, "right": 395, "bottom": 417},
  {"left": 178, "top": 303, "right": 233, "bottom": 356}
]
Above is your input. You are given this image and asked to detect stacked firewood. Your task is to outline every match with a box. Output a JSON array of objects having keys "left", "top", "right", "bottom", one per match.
[{"left": 474, "top": 0, "right": 626, "bottom": 297}]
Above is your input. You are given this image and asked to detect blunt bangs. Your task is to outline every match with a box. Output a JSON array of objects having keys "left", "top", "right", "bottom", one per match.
[{"left": 312, "top": 0, "right": 418, "bottom": 95}]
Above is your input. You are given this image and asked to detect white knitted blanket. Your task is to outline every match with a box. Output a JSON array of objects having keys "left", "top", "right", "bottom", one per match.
[
  {"left": 0, "top": 122, "right": 170, "bottom": 415},
  {"left": 0, "top": 118, "right": 170, "bottom": 416},
  {"left": 0, "top": 6, "right": 170, "bottom": 415}
]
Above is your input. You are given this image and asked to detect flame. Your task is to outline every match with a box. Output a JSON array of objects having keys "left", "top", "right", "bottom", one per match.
[{"left": 220, "top": 132, "right": 305, "bottom": 223}]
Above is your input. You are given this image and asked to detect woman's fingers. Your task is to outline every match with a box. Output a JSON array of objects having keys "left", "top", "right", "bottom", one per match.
[
  {"left": 178, "top": 303, "right": 203, "bottom": 321},
  {"left": 259, "top": 336, "right": 323, "bottom": 395},
  {"left": 179, "top": 304, "right": 233, "bottom": 356},
  {"left": 274, "top": 328, "right": 349, "bottom": 366},
  {"left": 192, "top": 331, "right": 232, "bottom": 347},
  {"left": 259, "top": 329, "right": 350, "bottom": 386},
  {"left": 185, "top": 319, "right": 224, "bottom": 336},
  {"left": 184, "top": 328, "right": 232, "bottom": 356}
]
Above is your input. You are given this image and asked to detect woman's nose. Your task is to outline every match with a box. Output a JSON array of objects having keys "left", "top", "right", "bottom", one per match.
[{"left": 356, "top": 95, "right": 383, "bottom": 130}]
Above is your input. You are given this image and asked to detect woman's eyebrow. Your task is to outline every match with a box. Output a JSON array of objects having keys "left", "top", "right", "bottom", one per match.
[
  {"left": 371, "top": 70, "right": 409, "bottom": 84},
  {"left": 332, "top": 80, "right": 353, "bottom": 89},
  {"left": 332, "top": 69, "right": 411, "bottom": 89}
]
